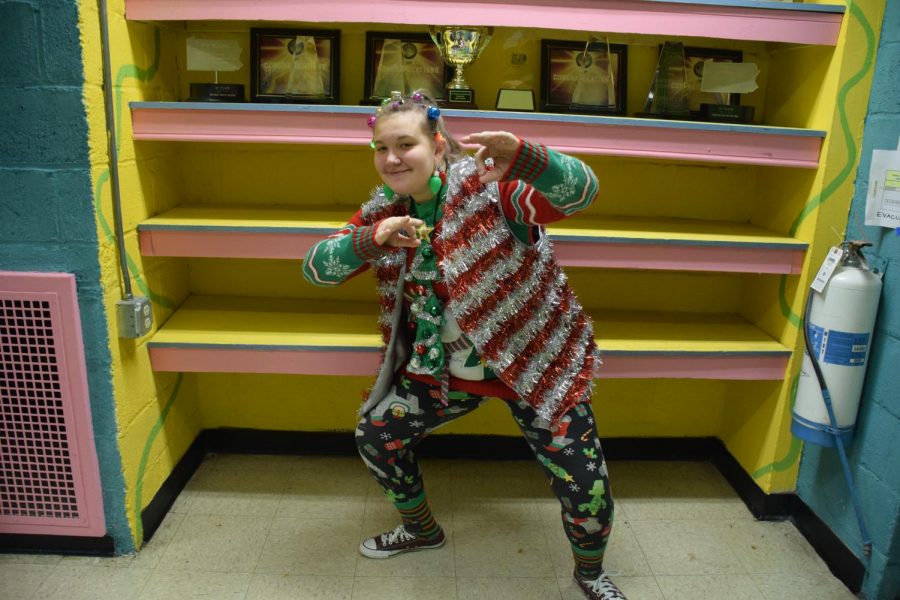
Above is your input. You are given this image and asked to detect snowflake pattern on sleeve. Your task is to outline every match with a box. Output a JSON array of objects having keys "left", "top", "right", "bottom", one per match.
[
  {"left": 545, "top": 154, "right": 580, "bottom": 204},
  {"left": 323, "top": 253, "right": 355, "bottom": 279}
]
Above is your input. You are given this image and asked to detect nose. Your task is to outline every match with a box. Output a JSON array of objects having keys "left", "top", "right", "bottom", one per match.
[{"left": 385, "top": 148, "right": 402, "bottom": 164}]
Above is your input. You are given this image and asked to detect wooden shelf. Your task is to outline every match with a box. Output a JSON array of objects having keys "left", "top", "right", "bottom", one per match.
[
  {"left": 131, "top": 102, "right": 826, "bottom": 169},
  {"left": 124, "top": 0, "right": 843, "bottom": 46},
  {"left": 139, "top": 205, "right": 807, "bottom": 274},
  {"left": 148, "top": 295, "right": 790, "bottom": 380}
]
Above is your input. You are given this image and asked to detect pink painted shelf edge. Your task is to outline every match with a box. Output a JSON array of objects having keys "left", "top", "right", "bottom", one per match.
[
  {"left": 138, "top": 228, "right": 806, "bottom": 274},
  {"left": 124, "top": 0, "right": 843, "bottom": 46},
  {"left": 131, "top": 103, "right": 825, "bottom": 169},
  {"left": 148, "top": 345, "right": 789, "bottom": 380}
]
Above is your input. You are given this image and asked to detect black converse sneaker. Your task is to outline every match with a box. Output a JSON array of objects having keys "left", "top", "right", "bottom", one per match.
[
  {"left": 358, "top": 524, "right": 446, "bottom": 559},
  {"left": 573, "top": 571, "right": 627, "bottom": 600}
]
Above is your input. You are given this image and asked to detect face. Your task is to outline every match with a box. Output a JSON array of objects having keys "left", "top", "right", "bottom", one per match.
[{"left": 372, "top": 111, "right": 445, "bottom": 202}]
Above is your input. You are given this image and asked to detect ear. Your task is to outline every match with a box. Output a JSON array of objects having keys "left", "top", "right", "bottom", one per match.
[{"left": 433, "top": 134, "right": 447, "bottom": 167}]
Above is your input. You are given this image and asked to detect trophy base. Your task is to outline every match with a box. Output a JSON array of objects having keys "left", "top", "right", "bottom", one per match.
[
  {"left": 189, "top": 83, "right": 245, "bottom": 102},
  {"left": 634, "top": 111, "right": 694, "bottom": 121},
  {"left": 698, "top": 103, "right": 754, "bottom": 124},
  {"left": 436, "top": 88, "right": 477, "bottom": 110},
  {"left": 496, "top": 89, "right": 535, "bottom": 112}
]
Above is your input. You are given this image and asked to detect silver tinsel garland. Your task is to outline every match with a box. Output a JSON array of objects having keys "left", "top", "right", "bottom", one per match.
[{"left": 358, "top": 157, "right": 597, "bottom": 422}]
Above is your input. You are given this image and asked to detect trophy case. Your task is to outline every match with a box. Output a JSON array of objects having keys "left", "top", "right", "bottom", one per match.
[{"left": 119, "top": 0, "right": 876, "bottom": 507}]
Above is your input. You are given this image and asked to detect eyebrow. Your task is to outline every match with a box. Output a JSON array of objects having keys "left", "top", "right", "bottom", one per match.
[{"left": 372, "top": 135, "right": 417, "bottom": 145}]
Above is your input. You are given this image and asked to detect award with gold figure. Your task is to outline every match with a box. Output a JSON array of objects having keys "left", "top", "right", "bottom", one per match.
[{"left": 428, "top": 26, "right": 493, "bottom": 109}]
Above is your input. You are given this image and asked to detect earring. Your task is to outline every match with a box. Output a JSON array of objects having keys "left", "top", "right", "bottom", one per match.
[{"left": 428, "top": 169, "right": 443, "bottom": 196}]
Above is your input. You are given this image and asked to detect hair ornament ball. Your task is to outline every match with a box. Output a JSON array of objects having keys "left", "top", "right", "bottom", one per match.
[
  {"left": 426, "top": 105, "right": 441, "bottom": 121},
  {"left": 366, "top": 115, "right": 376, "bottom": 128},
  {"left": 411, "top": 91, "right": 424, "bottom": 102}
]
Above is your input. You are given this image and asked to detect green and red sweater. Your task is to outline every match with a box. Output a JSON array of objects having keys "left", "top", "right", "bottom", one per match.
[{"left": 304, "top": 139, "right": 599, "bottom": 412}]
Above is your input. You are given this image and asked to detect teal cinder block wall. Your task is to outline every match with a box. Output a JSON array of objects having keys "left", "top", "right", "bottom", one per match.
[
  {"left": 0, "top": 0, "right": 132, "bottom": 553},
  {"left": 796, "top": 2, "right": 900, "bottom": 598}
]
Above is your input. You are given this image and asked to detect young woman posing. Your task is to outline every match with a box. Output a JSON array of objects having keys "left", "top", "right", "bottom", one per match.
[{"left": 304, "top": 90, "right": 624, "bottom": 600}]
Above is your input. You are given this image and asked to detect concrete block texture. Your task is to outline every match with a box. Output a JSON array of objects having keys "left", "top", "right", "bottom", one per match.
[
  {"left": 0, "top": 168, "right": 60, "bottom": 240},
  {"left": 856, "top": 399, "right": 900, "bottom": 483},
  {"left": 0, "top": 88, "right": 90, "bottom": 167},
  {"left": 0, "top": 1, "right": 40, "bottom": 84},
  {"left": 39, "top": 0, "right": 86, "bottom": 85}
]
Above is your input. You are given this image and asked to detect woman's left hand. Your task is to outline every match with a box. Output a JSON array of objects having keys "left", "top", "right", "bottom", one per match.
[{"left": 460, "top": 131, "right": 521, "bottom": 183}]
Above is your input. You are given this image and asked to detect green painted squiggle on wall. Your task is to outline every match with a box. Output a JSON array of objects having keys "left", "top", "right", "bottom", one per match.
[
  {"left": 91, "top": 25, "right": 186, "bottom": 544},
  {"left": 777, "top": 1, "right": 876, "bottom": 327},
  {"left": 133, "top": 373, "right": 183, "bottom": 543},
  {"left": 761, "top": 1, "right": 876, "bottom": 479},
  {"left": 94, "top": 27, "right": 173, "bottom": 309},
  {"left": 753, "top": 375, "right": 803, "bottom": 479},
  {"left": 94, "top": 169, "right": 174, "bottom": 309}
]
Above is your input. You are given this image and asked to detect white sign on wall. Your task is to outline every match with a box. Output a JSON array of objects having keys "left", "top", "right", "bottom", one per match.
[{"left": 865, "top": 136, "right": 900, "bottom": 229}]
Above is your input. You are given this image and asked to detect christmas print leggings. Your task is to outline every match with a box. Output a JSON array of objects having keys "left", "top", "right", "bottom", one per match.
[{"left": 355, "top": 373, "right": 614, "bottom": 574}]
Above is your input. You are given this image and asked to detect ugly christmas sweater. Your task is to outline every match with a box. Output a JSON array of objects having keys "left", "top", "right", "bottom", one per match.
[{"left": 304, "top": 139, "right": 600, "bottom": 422}]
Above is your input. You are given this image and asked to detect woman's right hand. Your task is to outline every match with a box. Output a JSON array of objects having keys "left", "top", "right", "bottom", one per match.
[{"left": 375, "top": 216, "right": 423, "bottom": 248}]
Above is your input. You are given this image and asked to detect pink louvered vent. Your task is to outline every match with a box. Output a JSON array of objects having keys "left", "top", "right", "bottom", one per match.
[{"left": 0, "top": 272, "right": 105, "bottom": 536}]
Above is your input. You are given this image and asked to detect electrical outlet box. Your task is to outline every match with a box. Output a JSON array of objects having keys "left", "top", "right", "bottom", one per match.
[{"left": 117, "top": 296, "right": 153, "bottom": 338}]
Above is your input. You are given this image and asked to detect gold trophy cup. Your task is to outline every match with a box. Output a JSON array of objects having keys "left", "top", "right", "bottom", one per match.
[{"left": 428, "top": 26, "right": 493, "bottom": 108}]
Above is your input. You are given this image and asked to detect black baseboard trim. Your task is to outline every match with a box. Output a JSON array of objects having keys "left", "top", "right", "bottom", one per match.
[
  {"left": 792, "top": 497, "right": 865, "bottom": 594},
  {"left": 708, "top": 440, "right": 795, "bottom": 520},
  {"left": 140, "top": 433, "right": 207, "bottom": 542},
  {"left": 0, "top": 533, "right": 114, "bottom": 556}
]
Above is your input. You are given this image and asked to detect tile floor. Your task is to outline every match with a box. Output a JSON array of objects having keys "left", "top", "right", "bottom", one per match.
[{"left": 0, "top": 455, "right": 859, "bottom": 599}]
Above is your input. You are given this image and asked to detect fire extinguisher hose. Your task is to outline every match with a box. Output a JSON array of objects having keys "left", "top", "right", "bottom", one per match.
[{"left": 802, "top": 291, "right": 872, "bottom": 558}]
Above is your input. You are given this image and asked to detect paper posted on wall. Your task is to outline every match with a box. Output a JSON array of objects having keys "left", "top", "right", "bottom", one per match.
[{"left": 865, "top": 136, "right": 900, "bottom": 229}]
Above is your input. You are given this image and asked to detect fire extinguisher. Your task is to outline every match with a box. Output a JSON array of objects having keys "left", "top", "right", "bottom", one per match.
[
  {"left": 791, "top": 241, "right": 883, "bottom": 447},
  {"left": 791, "top": 240, "right": 882, "bottom": 558}
]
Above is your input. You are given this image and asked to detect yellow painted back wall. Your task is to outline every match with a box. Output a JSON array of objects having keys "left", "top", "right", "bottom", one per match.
[
  {"left": 81, "top": 0, "right": 887, "bottom": 515},
  {"left": 79, "top": 0, "right": 204, "bottom": 549}
]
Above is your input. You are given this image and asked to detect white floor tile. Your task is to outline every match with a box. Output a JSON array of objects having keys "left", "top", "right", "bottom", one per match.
[
  {"left": 33, "top": 564, "right": 152, "bottom": 600},
  {"left": 655, "top": 574, "right": 766, "bottom": 599},
  {"left": 631, "top": 519, "right": 745, "bottom": 576},
  {"left": 0, "top": 562, "right": 55, "bottom": 599},
  {"left": 453, "top": 518, "right": 556, "bottom": 577},
  {"left": 255, "top": 516, "right": 362, "bottom": 576},
  {"left": 351, "top": 575, "right": 457, "bottom": 599},
  {"left": 246, "top": 573, "right": 354, "bottom": 599},
  {"left": 752, "top": 571, "right": 858, "bottom": 600},
  {"left": 5, "top": 457, "right": 860, "bottom": 600},
  {"left": 137, "top": 569, "right": 251, "bottom": 599},
  {"left": 720, "top": 519, "right": 831, "bottom": 575},
  {"left": 155, "top": 513, "right": 271, "bottom": 573},
  {"left": 457, "top": 576, "right": 563, "bottom": 599}
]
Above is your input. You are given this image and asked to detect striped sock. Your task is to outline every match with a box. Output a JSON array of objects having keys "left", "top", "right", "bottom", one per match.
[
  {"left": 571, "top": 544, "right": 605, "bottom": 579},
  {"left": 395, "top": 491, "right": 441, "bottom": 539}
]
